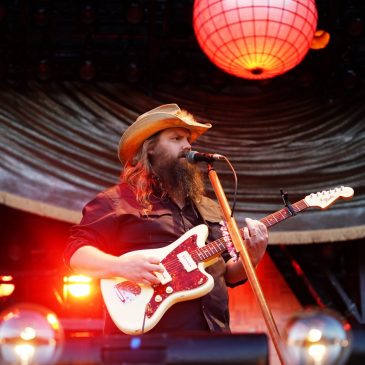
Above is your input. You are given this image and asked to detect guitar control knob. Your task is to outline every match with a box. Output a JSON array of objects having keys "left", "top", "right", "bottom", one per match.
[
  {"left": 166, "top": 286, "right": 173, "bottom": 294},
  {"left": 155, "top": 295, "right": 162, "bottom": 302}
]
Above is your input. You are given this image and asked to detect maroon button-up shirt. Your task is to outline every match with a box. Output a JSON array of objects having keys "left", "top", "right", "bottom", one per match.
[{"left": 64, "top": 183, "right": 243, "bottom": 334}]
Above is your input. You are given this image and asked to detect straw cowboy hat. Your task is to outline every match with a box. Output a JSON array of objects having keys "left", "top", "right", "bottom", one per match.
[{"left": 118, "top": 103, "right": 212, "bottom": 164}]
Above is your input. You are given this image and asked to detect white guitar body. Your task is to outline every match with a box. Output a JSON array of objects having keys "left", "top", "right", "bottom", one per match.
[{"left": 100, "top": 224, "right": 215, "bottom": 335}]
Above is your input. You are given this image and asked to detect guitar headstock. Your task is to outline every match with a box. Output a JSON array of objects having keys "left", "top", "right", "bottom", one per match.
[{"left": 304, "top": 186, "right": 354, "bottom": 209}]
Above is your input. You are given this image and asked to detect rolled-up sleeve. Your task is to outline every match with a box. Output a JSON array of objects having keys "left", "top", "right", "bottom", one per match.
[{"left": 63, "top": 191, "right": 118, "bottom": 269}]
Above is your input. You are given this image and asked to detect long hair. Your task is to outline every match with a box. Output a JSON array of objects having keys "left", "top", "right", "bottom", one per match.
[
  {"left": 121, "top": 135, "right": 164, "bottom": 214},
  {"left": 121, "top": 109, "right": 205, "bottom": 214}
]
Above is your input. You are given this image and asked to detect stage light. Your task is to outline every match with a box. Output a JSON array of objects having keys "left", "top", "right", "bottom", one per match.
[
  {"left": 284, "top": 307, "right": 352, "bottom": 365},
  {"left": 0, "top": 303, "right": 64, "bottom": 365},
  {"left": 193, "top": 0, "right": 318, "bottom": 79},
  {"left": 63, "top": 275, "right": 93, "bottom": 298},
  {"left": 0, "top": 276, "right": 15, "bottom": 298}
]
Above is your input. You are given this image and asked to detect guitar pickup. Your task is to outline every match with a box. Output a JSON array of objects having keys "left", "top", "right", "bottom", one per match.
[
  {"left": 154, "top": 264, "right": 172, "bottom": 285},
  {"left": 177, "top": 251, "right": 197, "bottom": 272}
]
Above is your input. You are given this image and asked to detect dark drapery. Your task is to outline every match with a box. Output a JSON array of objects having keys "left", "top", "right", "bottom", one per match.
[{"left": 0, "top": 81, "right": 364, "bottom": 244}]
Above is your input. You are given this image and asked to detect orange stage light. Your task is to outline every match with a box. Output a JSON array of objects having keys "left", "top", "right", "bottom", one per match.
[
  {"left": 0, "top": 275, "right": 15, "bottom": 298},
  {"left": 193, "top": 0, "right": 318, "bottom": 79},
  {"left": 63, "top": 275, "right": 93, "bottom": 299}
]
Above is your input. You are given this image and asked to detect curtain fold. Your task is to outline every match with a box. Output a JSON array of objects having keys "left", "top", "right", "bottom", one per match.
[{"left": 0, "top": 81, "right": 364, "bottom": 243}]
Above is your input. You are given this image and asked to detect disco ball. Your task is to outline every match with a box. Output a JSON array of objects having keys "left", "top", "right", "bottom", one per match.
[
  {"left": 284, "top": 307, "right": 352, "bottom": 365},
  {"left": 0, "top": 303, "right": 64, "bottom": 365}
]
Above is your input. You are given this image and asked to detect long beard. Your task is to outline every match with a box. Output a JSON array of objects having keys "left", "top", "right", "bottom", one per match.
[{"left": 156, "top": 158, "right": 205, "bottom": 203}]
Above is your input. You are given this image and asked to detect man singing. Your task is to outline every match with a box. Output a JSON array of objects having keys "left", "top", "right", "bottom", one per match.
[{"left": 64, "top": 104, "right": 268, "bottom": 334}]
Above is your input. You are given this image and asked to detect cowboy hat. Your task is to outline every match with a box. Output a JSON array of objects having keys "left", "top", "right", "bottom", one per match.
[{"left": 118, "top": 103, "right": 212, "bottom": 164}]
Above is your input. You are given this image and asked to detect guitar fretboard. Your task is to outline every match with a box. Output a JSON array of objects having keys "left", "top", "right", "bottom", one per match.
[
  {"left": 259, "top": 199, "right": 308, "bottom": 228},
  {"left": 195, "top": 199, "right": 309, "bottom": 262}
]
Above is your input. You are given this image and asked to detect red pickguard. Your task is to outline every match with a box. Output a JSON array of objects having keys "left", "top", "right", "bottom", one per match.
[{"left": 145, "top": 234, "right": 209, "bottom": 317}]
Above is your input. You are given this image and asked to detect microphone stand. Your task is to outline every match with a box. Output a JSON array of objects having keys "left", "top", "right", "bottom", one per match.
[{"left": 206, "top": 163, "right": 289, "bottom": 365}]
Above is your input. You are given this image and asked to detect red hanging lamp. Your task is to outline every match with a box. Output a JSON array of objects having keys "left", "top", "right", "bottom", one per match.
[{"left": 193, "top": 0, "right": 318, "bottom": 79}]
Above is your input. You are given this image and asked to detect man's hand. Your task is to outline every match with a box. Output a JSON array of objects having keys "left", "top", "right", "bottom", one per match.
[
  {"left": 225, "top": 218, "right": 268, "bottom": 284},
  {"left": 242, "top": 217, "right": 268, "bottom": 267},
  {"left": 117, "top": 254, "right": 164, "bottom": 285},
  {"left": 70, "top": 246, "right": 164, "bottom": 285}
]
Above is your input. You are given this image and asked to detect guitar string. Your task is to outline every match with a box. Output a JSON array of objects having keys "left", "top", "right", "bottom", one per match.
[
  {"left": 157, "top": 200, "right": 307, "bottom": 274},
  {"left": 161, "top": 201, "right": 307, "bottom": 272}
]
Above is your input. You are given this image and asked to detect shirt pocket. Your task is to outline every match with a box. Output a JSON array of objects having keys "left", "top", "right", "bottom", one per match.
[{"left": 138, "top": 208, "right": 181, "bottom": 247}]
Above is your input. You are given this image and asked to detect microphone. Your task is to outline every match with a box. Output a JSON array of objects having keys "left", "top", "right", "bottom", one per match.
[{"left": 185, "top": 150, "right": 225, "bottom": 163}]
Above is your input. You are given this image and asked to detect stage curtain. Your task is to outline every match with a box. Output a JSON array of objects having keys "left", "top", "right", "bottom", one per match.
[{"left": 0, "top": 81, "right": 364, "bottom": 244}]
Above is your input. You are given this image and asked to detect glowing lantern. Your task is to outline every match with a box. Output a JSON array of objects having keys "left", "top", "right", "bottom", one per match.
[{"left": 193, "top": 0, "right": 318, "bottom": 79}]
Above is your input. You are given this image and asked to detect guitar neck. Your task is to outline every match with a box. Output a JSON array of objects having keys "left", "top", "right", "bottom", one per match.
[
  {"left": 259, "top": 199, "right": 309, "bottom": 228},
  {"left": 196, "top": 199, "right": 309, "bottom": 262}
]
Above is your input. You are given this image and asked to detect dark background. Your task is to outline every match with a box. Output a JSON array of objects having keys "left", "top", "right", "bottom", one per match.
[{"left": 0, "top": 0, "right": 364, "bottom": 96}]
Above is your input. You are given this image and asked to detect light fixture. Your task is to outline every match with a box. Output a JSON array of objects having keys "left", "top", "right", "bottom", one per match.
[
  {"left": 284, "top": 307, "right": 352, "bottom": 365},
  {"left": 0, "top": 303, "right": 64, "bottom": 365},
  {"left": 0, "top": 276, "right": 15, "bottom": 298},
  {"left": 193, "top": 0, "right": 318, "bottom": 79},
  {"left": 63, "top": 275, "right": 93, "bottom": 299}
]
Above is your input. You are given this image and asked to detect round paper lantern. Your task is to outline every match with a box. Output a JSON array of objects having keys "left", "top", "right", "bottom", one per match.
[{"left": 193, "top": 0, "right": 318, "bottom": 79}]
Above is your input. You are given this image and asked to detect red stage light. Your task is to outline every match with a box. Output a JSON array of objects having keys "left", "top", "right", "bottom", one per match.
[
  {"left": 193, "top": 0, "right": 318, "bottom": 79},
  {"left": 0, "top": 275, "right": 15, "bottom": 298},
  {"left": 63, "top": 275, "right": 93, "bottom": 299}
]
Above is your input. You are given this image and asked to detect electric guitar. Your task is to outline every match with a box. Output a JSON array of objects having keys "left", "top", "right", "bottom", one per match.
[{"left": 100, "top": 186, "right": 354, "bottom": 334}]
